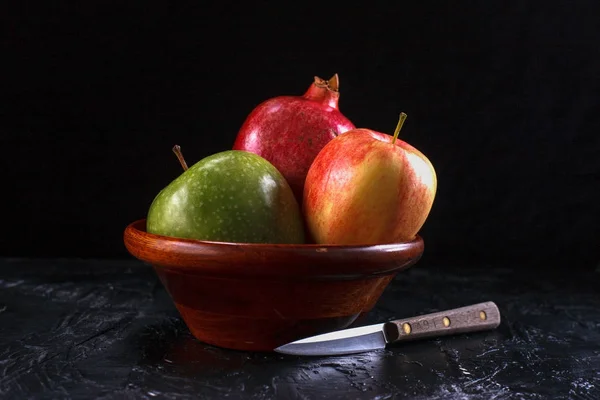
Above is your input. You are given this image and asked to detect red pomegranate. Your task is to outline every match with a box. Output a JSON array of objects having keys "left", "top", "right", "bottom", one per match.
[{"left": 232, "top": 74, "right": 356, "bottom": 204}]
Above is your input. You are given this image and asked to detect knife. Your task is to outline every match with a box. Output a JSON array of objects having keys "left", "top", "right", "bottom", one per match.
[{"left": 274, "top": 301, "right": 501, "bottom": 356}]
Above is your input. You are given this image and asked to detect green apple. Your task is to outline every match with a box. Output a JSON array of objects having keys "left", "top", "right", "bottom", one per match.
[{"left": 147, "top": 148, "right": 305, "bottom": 244}]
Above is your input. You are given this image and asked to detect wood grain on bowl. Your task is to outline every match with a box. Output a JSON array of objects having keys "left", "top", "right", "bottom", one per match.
[{"left": 123, "top": 219, "right": 424, "bottom": 351}]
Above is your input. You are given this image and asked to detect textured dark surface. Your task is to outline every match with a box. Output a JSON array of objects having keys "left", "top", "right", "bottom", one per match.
[{"left": 0, "top": 258, "right": 599, "bottom": 399}]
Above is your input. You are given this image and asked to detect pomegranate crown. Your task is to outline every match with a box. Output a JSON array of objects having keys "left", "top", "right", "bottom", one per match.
[{"left": 313, "top": 73, "right": 340, "bottom": 92}]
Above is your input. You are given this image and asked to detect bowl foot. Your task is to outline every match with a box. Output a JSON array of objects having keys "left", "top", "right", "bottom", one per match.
[{"left": 175, "top": 303, "right": 363, "bottom": 352}]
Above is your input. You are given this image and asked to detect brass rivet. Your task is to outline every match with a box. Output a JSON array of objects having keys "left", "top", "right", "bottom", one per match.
[
  {"left": 443, "top": 317, "right": 451, "bottom": 327},
  {"left": 479, "top": 311, "right": 487, "bottom": 320},
  {"left": 402, "top": 323, "right": 412, "bottom": 334}
]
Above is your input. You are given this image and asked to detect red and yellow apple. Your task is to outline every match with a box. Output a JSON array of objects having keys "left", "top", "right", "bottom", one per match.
[{"left": 303, "top": 113, "right": 437, "bottom": 245}]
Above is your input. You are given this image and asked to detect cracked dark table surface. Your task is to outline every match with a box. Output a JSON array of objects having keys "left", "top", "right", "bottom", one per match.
[{"left": 0, "top": 258, "right": 598, "bottom": 399}]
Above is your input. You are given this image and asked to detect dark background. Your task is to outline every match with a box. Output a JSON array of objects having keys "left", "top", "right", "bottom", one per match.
[{"left": 1, "top": 2, "right": 598, "bottom": 270}]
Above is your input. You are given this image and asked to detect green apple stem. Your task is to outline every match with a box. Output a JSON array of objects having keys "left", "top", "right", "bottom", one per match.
[
  {"left": 391, "top": 112, "right": 408, "bottom": 145},
  {"left": 172, "top": 145, "right": 189, "bottom": 171}
]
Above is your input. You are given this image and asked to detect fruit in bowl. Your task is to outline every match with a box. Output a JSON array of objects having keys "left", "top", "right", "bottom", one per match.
[
  {"left": 146, "top": 146, "right": 304, "bottom": 244},
  {"left": 303, "top": 113, "right": 437, "bottom": 245},
  {"left": 233, "top": 74, "right": 356, "bottom": 204}
]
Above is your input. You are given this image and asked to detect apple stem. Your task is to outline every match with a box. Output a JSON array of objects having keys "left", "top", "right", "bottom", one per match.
[
  {"left": 391, "top": 112, "right": 408, "bottom": 145},
  {"left": 172, "top": 145, "right": 189, "bottom": 171}
]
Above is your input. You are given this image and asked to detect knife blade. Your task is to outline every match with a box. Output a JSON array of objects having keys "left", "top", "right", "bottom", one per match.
[{"left": 274, "top": 301, "right": 501, "bottom": 356}]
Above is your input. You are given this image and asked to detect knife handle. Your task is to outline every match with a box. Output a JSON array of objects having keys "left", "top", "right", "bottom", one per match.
[{"left": 382, "top": 301, "right": 501, "bottom": 343}]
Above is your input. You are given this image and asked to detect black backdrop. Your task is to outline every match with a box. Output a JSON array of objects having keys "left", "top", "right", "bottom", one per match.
[{"left": 2, "top": 2, "right": 599, "bottom": 270}]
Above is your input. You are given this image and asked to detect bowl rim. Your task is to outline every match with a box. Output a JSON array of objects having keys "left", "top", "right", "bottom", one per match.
[
  {"left": 123, "top": 219, "right": 424, "bottom": 279},
  {"left": 126, "top": 219, "right": 423, "bottom": 249}
]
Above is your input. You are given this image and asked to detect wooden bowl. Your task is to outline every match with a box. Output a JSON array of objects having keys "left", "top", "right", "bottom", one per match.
[{"left": 123, "top": 219, "right": 424, "bottom": 352}]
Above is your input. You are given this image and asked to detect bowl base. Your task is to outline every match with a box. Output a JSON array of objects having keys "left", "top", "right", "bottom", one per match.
[{"left": 175, "top": 303, "right": 363, "bottom": 352}]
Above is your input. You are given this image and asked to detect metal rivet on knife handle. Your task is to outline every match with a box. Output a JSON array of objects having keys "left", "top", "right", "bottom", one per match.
[{"left": 382, "top": 301, "right": 501, "bottom": 344}]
